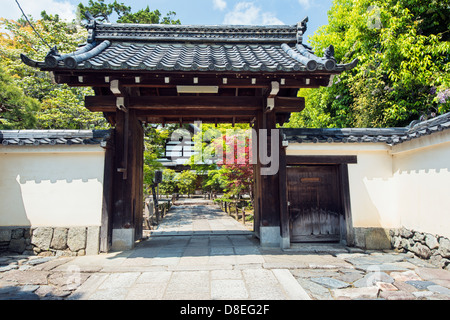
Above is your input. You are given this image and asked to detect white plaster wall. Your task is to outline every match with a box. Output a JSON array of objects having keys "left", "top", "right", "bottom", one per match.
[
  {"left": 286, "top": 144, "right": 399, "bottom": 230},
  {"left": 0, "top": 145, "right": 105, "bottom": 227},
  {"left": 347, "top": 151, "right": 398, "bottom": 229},
  {"left": 287, "top": 132, "right": 450, "bottom": 239},
  {"left": 392, "top": 131, "right": 450, "bottom": 239}
]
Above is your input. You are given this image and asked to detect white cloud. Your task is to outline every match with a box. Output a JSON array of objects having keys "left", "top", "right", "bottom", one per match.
[
  {"left": 213, "top": 0, "right": 227, "bottom": 11},
  {"left": 1, "top": 0, "right": 77, "bottom": 22},
  {"left": 298, "top": 0, "right": 312, "bottom": 9},
  {"left": 223, "top": 2, "right": 284, "bottom": 25}
]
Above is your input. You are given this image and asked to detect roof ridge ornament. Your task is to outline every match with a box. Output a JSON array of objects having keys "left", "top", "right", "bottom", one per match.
[
  {"left": 296, "top": 16, "right": 308, "bottom": 44},
  {"left": 85, "top": 11, "right": 97, "bottom": 43}
]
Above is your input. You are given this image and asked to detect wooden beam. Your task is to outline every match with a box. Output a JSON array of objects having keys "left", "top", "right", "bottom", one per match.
[
  {"left": 85, "top": 96, "right": 304, "bottom": 113},
  {"left": 85, "top": 96, "right": 264, "bottom": 111},
  {"left": 144, "top": 116, "right": 254, "bottom": 124},
  {"left": 136, "top": 109, "right": 257, "bottom": 117},
  {"left": 55, "top": 72, "right": 332, "bottom": 89},
  {"left": 286, "top": 155, "right": 358, "bottom": 165}
]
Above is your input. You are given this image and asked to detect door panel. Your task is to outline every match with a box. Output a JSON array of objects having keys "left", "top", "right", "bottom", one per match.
[{"left": 287, "top": 165, "right": 343, "bottom": 242}]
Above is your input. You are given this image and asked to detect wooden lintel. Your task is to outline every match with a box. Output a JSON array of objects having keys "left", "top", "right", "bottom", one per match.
[
  {"left": 85, "top": 96, "right": 264, "bottom": 112},
  {"left": 135, "top": 109, "right": 257, "bottom": 117},
  {"left": 55, "top": 73, "right": 331, "bottom": 89},
  {"left": 85, "top": 96, "right": 304, "bottom": 113},
  {"left": 286, "top": 155, "right": 358, "bottom": 165},
  {"left": 144, "top": 117, "right": 254, "bottom": 124}
]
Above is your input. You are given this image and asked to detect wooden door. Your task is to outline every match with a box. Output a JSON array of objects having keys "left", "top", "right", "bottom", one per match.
[{"left": 287, "top": 165, "right": 343, "bottom": 242}]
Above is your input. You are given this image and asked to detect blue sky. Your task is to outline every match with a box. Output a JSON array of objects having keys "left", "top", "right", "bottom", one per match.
[{"left": 2, "top": 0, "right": 333, "bottom": 43}]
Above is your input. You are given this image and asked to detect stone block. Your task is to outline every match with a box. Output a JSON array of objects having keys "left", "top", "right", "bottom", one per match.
[
  {"left": 410, "top": 243, "right": 432, "bottom": 259},
  {"left": 413, "top": 231, "right": 425, "bottom": 243},
  {"left": 112, "top": 228, "right": 135, "bottom": 251},
  {"left": 0, "top": 229, "right": 12, "bottom": 242},
  {"left": 425, "top": 234, "right": 439, "bottom": 250},
  {"left": 438, "top": 238, "right": 450, "bottom": 258},
  {"left": 51, "top": 228, "right": 68, "bottom": 250},
  {"left": 400, "top": 228, "right": 413, "bottom": 239},
  {"left": 375, "top": 282, "right": 398, "bottom": 291},
  {"left": 259, "top": 226, "right": 281, "bottom": 248},
  {"left": 332, "top": 287, "right": 379, "bottom": 300},
  {"left": 31, "top": 227, "right": 53, "bottom": 250},
  {"left": 415, "top": 267, "right": 450, "bottom": 281},
  {"left": 353, "top": 228, "right": 366, "bottom": 249},
  {"left": 405, "top": 280, "right": 436, "bottom": 290},
  {"left": 8, "top": 238, "right": 26, "bottom": 253},
  {"left": 353, "top": 272, "right": 394, "bottom": 288},
  {"left": 310, "top": 277, "right": 350, "bottom": 289},
  {"left": 390, "top": 270, "right": 421, "bottom": 282},
  {"left": 380, "top": 291, "right": 415, "bottom": 300},
  {"left": 11, "top": 228, "right": 24, "bottom": 239},
  {"left": 67, "top": 227, "right": 86, "bottom": 252},
  {"left": 86, "top": 226, "right": 100, "bottom": 255},
  {"left": 427, "top": 285, "right": 450, "bottom": 296},
  {"left": 365, "top": 228, "right": 392, "bottom": 250}
]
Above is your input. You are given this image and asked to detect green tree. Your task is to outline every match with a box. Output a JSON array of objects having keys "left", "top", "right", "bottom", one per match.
[
  {"left": 175, "top": 170, "right": 198, "bottom": 197},
  {"left": 0, "top": 66, "right": 40, "bottom": 129},
  {"left": 286, "top": 0, "right": 450, "bottom": 128},
  {"left": 159, "top": 169, "right": 177, "bottom": 196},
  {"left": 78, "top": 0, "right": 180, "bottom": 25},
  {"left": 78, "top": 0, "right": 131, "bottom": 22},
  {"left": 0, "top": 14, "right": 108, "bottom": 130},
  {"left": 142, "top": 124, "right": 176, "bottom": 196}
]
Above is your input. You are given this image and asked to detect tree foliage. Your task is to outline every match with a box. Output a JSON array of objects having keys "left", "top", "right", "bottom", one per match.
[
  {"left": 0, "top": 66, "right": 40, "bottom": 129},
  {"left": 189, "top": 125, "right": 254, "bottom": 202},
  {"left": 0, "top": 13, "right": 108, "bottom": 129},
  {"left": 78, "top": 0, "right": 180, "bottom": 25},
  {"left": 285, "top": 0, "right": 450, "bottom": 128}
]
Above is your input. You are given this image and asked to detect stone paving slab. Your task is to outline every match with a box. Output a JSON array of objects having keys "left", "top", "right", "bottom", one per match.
[{"left": 2, "top": 204, "right": 450, "bottom": 301}]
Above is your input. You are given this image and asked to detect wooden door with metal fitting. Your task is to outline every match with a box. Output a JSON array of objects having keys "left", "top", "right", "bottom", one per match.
[{"left": 287, "top": 165, "right": 343, "bottom": 242}]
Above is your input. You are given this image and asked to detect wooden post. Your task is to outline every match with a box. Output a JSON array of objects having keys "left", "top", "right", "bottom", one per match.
[
  {"left": 111, "top": 108, "right": 144, "bottom": 251},
  {"left": 279, "top": 136, "right": 289, "bottom": 249},
  {"left": 100, "top": 131, "right": 115, "bottom": 253},
  {"left": 242, "top": 207, "right": 246, "bottom": 225}
]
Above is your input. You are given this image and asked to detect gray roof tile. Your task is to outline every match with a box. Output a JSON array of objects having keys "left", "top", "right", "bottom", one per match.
[
  {"left": 282, "top": 112, "right": 450, "bottom": 146},
  {"left": 0, "top": 130, "right": 111, "bottom": 147},
  {"left": 21, "top": 20, "right": 357, "bottom": 73}
]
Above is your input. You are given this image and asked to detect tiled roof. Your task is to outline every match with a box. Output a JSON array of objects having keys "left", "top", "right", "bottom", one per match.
[
  {"left": 21, "top": 18, "right": 357, "bottom": 74},
  {"left": 282, "top": 112, "right": 450, "bottom": 146},
  {"left": 0, "top": 130, "right": 110, "bottom": 146}
]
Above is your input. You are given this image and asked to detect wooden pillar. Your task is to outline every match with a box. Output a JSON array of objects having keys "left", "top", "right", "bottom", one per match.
[
  {"left": 254, "top": 109, "right": 282, "bottom": 247},
  {"left": 279, "top": 136, "right": 289, "bottom": 249},
  {"left": 111, "top": 108, "right": 144, "bottom": 251},
  {"left": 100, "top": 131, "right": 115, "bottom": 253}
]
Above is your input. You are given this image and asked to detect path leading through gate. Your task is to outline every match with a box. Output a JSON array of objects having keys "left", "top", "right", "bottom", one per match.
[
  {"left": 3, "top": 202, "right": 450, "bottom": 301},
  {"left": 149, "top": 200, "right": 252, "bottom": 237}
]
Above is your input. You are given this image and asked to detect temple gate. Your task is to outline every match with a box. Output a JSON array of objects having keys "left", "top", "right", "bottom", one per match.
[{"left": 22, "top": 15, "right": 356, "bottom": 250}]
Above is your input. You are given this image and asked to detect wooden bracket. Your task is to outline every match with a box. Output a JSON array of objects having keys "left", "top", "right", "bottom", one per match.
[
  {"left": 116, "top": 97, "right": 128, "bottom": 112},
  {"left": 117, "top": 168, "right": 127, "bottom": 180},
  {"left": 266, "top": 81, "right": 280, "bottom": 112},
  {"left": 110, "top": 79, "right": 122, "bottom": 95}
]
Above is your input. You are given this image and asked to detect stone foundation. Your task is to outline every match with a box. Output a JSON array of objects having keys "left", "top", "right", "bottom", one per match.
[
  {"left": 0, "top": 226, "right": 100, "bottom": 256},
  {"left": 390, "top": 227, "right": 450, "bottom": 270},
  {"left": 353, "top": 227, "right": 392, "bottom": 250}
]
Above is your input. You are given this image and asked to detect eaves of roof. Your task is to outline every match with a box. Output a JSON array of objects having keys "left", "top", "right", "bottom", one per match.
[
  {"left": 0, "top": 130, "right": 111, "bottom": 147},
  {"left": 282, "top": 112, "right": 450, "bottom": 146},
  {"left": 20, "top": 17, "right": 357, "bottom": 74}
]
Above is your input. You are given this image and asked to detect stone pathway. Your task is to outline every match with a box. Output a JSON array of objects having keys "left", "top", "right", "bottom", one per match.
[
  {"left": 287, "top": 248, "right": 450, "bottom": 300},
  {"left": 149, "top": 204, "right": 252, "bottom": 236},
  {"left": 1, "top": 204, "right": 450, "bottom": 300}
]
